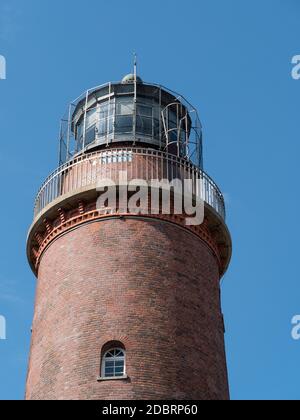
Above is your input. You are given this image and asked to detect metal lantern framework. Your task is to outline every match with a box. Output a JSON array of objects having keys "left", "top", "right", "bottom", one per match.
[{"left": 59, "top": 78, "right": 203, "bottom": 169}]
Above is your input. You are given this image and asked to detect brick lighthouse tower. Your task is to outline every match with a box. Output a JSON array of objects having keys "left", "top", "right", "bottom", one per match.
[{"left": 26, "top": 70, "right": 232, "bottom": 400}]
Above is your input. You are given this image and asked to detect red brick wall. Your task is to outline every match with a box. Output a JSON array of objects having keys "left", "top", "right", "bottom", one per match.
[{"left": 26, "top": 218, "right": 229, "bottom": 400}]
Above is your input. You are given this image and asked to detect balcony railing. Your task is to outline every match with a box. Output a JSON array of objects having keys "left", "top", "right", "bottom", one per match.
[{"left": 34, "top": 148, "right": 226, "bottom": 220}]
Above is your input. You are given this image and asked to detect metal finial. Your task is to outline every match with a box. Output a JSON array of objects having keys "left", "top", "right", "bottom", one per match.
[{"left": 133, "top": 52, "right": 137, "bottom": 82}]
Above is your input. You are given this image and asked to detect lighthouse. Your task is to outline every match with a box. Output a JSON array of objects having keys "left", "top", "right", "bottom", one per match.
[{"left": 26, "top": 72, "right": 232, "bottom": 400}]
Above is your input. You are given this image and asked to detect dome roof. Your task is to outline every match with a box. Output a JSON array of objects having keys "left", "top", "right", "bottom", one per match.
[{"left": 121, "top": 73, "right": 143, "bottom": 84}]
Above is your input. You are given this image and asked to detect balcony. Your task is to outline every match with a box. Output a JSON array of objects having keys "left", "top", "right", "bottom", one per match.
[{"left": 33, "top": 148, "right": 226, "bottom": 221}]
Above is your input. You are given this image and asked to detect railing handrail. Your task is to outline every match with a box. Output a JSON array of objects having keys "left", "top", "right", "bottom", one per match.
[{"left": 34, "top": 148, "right": 225, "bottom": 220}]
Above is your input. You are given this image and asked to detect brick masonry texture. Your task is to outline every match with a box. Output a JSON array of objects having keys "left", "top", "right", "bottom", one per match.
[{"left": 26, "top": 218, "right": 229, "bottom": 400}]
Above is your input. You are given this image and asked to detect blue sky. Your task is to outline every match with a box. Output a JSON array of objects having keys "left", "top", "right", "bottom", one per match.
[{"left": 0, "top": 0, "right": 300, "bottom": 400}]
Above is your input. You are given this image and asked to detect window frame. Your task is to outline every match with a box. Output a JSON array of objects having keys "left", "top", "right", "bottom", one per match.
[{"left": 101, "top": 347, "right": 126, "bottom": 380}]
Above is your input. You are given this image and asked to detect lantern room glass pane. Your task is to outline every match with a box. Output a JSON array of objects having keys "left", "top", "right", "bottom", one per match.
[
  {"left": 86, "top": 108, "right": 97, "bottom": 128},
  {"left": 99, "top": 101, "right": 111, "bottom": 119},
  {"left": 137, "top": 116, "right": 152, "bottom": 136},
  {"left": 98, "top": 118, "right": 113, "bottom": 137},
  {"left": 85, "top": 125, "right": 96, "bottom": 145},
  {"left": 137, "top": 104, "right": 153, "bottom": 117},
  {"left": 116, "top": 98, "right": 134, "bottom": 115},
  {"left": 115, "top": 115, "right": 133, "bottom": 133}
]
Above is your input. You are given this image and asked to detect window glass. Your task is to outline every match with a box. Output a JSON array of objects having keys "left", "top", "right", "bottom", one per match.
[
  {"left": 85, "top": 125, "right": 95, "bottom": 145},
  {"left": 115, "top": 115, "right": 133, "bottom": 133},
  {"left": 98, "top": 118, "right": 113, "bottom": 137},
  {"left": 98, "top": 120, "right": 106, "bottom": 136},
  {"left": 136, "top": 116, "right": 152, "bottom": 136},
  {"left": 86, "top": 108, "right": 97, "bottom": 128},
  {"left": 100, "top": 151, "right": 133, "bottom": 164},
  {"left": 116, "top": 98, "right": 134, "bottom": 115},
  {"left": 76, "top": 121, "right": 83, "bottom": 140},
  {"left": 153, "top": 119, "right": 160, "bottom": 138},
  {"left": 137, "top": 104, "right": 152, "bottom": 117},
  {"left": 180, "top": 130, "right": 187, "bottom": 142},
  {"left": 153, "top": 105, "right": 161, "bottom": 120},
  {"left": 170, "top": 130, "right": 178, "bottom": 143},
  {"left": 102, "top": 348, "right": 126, "bottom": 378},
  {"left": 99, "top": 101, "right": 112, "bottom": 120},
  {"left": 169, "top": 110, "right": 178, "bottom": 125},
  {"left": 169, "top": 120, "right": 177, "bottom": 130}
]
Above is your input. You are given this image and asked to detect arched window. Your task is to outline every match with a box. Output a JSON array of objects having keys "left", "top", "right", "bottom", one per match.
[{"left": 101, "top": 348, "right": 126, "bottom": 378}]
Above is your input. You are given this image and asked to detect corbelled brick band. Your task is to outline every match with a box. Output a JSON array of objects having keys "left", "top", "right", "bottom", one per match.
[{"left": 26, "top": 218, "right": 229, "bottom": 400}]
